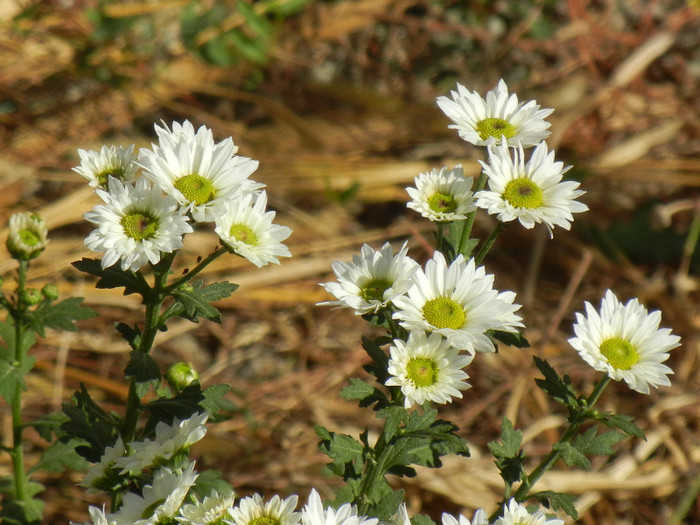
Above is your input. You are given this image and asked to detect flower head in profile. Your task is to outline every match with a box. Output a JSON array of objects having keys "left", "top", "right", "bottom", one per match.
[
  {"left": 81, "top": 437, "right": 126, "bottom": 494},
  {"left": 392, "top": 251, "right": 523, "bottom": 354},
  {"left": 319, "top": 242, "right": 419, "bottom": 314},
  {"left": 177, "top": 490, "right": 235, "bottom": 525},
  {"left": 139, "top": 120, "right": 262, "bottom": 222},
  {"left": 442, "top": 509, "right": 489, "bottom": 525},
  {"left": 72, "top": 505, "right": 115, "bottom": 525},
  {"left": 475, "top": 140, "right": 588, "bottom": 237},
  {"left": 111, "top": 462, "right": 198, "bottom": 525},
  {"left": 214, "top": 191, "right": 292, "bottom": 267},
  {"left": 228, "top": 493, "right": 301, "bottom": 525},
  {"left": 83, "top": 177, "right": 193, "bottom": 272},
  {"left": 6, "top": 212, "right": 48, "bottom": 260},
  {"left": 493, "top": 499, "right": 563, "bottom": 525},
  {"left": 568, "top": 290, "right": 680, "bottom": 394},
  {"left": 301, "top": 489, "right": 378, "bottom": 525},
  {"left": 73, "top": 145, "right": 138, "bottom": 189},
  {"left": 386, "top": 331, "right": 473, "bottom": 409},
  {"left": 436, "top": 79, "right": 553, "bottom": 147},
  {"left": 406, "top": 165, "right": 476, "bottom": 222}
]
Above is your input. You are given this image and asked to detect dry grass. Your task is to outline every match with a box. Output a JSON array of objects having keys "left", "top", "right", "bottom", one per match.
[{"left": 1, "top": 1, "right": 700, "bottom": 523}]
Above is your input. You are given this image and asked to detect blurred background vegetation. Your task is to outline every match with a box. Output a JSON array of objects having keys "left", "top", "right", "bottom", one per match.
[{"left": 1, "top": 0, "right": 699, "bottom": 523}]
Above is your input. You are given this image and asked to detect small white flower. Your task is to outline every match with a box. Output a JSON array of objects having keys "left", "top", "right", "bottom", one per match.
[
  {"left": 112, "top": 462, "right": 198, "bottom": 525},
  {"left": 436, "top": 79, "right": 554, "bottom": 147},
  {"left": 139, "top": 120, "right": 262, "bottom": 222},
  {"left": 392, "top": 251, "right": 523, "bottom": 354},
  {"left": 386, "top": 331, "right": 473, "bottom": 409},
  {"left": 72, "top": 505, "right": 116, "bottom": 525},
  {"left": 83, "top": 177, "right": 193, "bottom": 272},
  {"left": 568, "top": 290, "right": 680, "bottom": 394},
  {"left": 73, "top": 145, "right": 138, "bottom": 188},
  {"left": 6, "top": 211, "right": 48, "bottom": 260},
  {"left": 442, "top": 509, "right": 489, "bottom": 525},
  {"left": 493, "top": 499, "right": 563, "bottom": 525},
  {"left": 178, "top": 490, "right": 235, "bottom": 525},
  {"left": 214, "top": 191, "right": 292, "bottom": 267},
  {"left": 228, "top": 493, "right": 301, "bottom": 525},
  {"left": 406, "top": 165, "right": 476, "bottom": 222},
  {"left": 301, "top": 489, "right": 378, "bottom": 525},
  {"left": 319, "top": 242, "right": 419, "bottom": 314},
  {"left": 391, "top": 504, "right": 411, "bottom": 525},
  {"left": 475, "top": 140, "right": 588, "bottom": 237},
  {"left": 81, "top": 437, "right": 126, "bottom": 493}
]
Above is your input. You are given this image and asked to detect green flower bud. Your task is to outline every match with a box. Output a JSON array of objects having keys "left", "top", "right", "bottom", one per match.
[
  {"left": 165, "top": 362, "right": 199, "bottom": 392},
  {"left": 21, "top": 288, "right": 43, "bottom": 306},
  {"left": 6, "top": 212, "right": 48, "bottom": 260},
  {"left": 41, "top": 283, "right": 60, "bottom": 301}
]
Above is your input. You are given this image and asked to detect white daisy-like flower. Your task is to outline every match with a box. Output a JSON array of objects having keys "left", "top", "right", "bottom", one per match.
[
  {"left": 436, "top": 79, "right": 554, "bottom": 148},
  {"left": 442, "top": 509, "right": 489, "bottom": 525},
  {"left": 214, "top": 190, "right": 292, "bottom": 268},
  {"left": 319, "top": 242, "right": 419, "bottom": 314},
  {"left": 115, "top": 412, "right": 208, "bottom": 473},
  {"left": 301, "top": 489, "right": 378, "bottom": 525},
  {"left": 71, "top": 505, "right": 116, "bottom": 525},
  {"left": 139, "top": 120, "right": 262, "bottom": 222},
  {"left": 178, "top": 490, "right": 235, "bottom": 525},
  {"left": 392, "top": 251, "right": 523, "bottom": 354},
  {"left": 227, "top": 493, "right": 301, "bottom": 525},
  {"left": 111, "top": 462, "right": 198, "bottom": 525},
  {"left": 475, "top": 140, "right": 588, "bottom": 238},
  {"left": 568, "top": 290, "right": 680, "bottom": 394},
  {"left": 83, "top": 177, "right": 193, "bottom": 272},
  {"left": 81, "top": 437, "right": 126, "bottom": 493},
  {"left": 406, "top": 165, "right": 476, "bottom": 222},
  {"left": 6, "top": 211, "right": 48, "bottom": 260},
  {"left": 493, "top": 499, "right": 563, "bottom": 525},
  {"left": 386, "top": 331, "right": 473, "bottom": 409},
  {"left": 73, "top": 144, "right": 138, "bottom": 188}
]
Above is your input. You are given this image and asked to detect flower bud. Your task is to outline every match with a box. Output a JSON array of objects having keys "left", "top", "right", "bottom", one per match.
[
  {"left": 6, "top": 212, "right": 48, "bottom": 260},
  {"left": 165, "top": 362, "right": 199, "bottom": 392},
  {"left": 21, "top": 288, "right": 42, "bottom": 306},
  {"left": 41, "top": 283, "right": 60, "bottom": 301}
]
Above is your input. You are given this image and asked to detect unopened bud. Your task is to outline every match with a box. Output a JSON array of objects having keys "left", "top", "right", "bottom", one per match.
[
  {"left": 42, "top": 283, "right": 60, "bottom": 301},
  {"left": 6, "top": 212, "right": 48, "bottom": 260},
  {"left": 21, "top": 288, "right": 42, "bottom": 306},
  {"left": 165, "top": 362, "right": 199, "bottom": 392}
]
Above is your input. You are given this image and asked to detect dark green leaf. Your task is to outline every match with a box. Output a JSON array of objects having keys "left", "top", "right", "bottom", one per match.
[
  {"left": 532, "top": 490, "right": 578, "bottom": 519},
  {"left": 488, "top": 418, "right": 522, "bottom": 458},
  {"left": 0, "top": 355, "right": 36, "bottom": 405},
  {"left": 30, "top": 297, "right": 97, "bottom": 336},
  {"left": 28, "top": 438, "right": 89, "bottom": 474},
  {"left": 489, "top": 329, "right": 530, "bottom": 349},
  {"left": 340, "top": 378, "right": 388, "bottom": 409},
  {"left": 115, "top": 323, "right": 142, "bottom": 351},
  {"left": 199, "top": 384, "right": 232, "bottom": 418},
  {"left": 0, "top": 481, "right": 45, "bottom": 524},
  {"left": 72, "top": 258, "right": 150, "bottom": 297},
  {"left": 554, "top": 442, "right": 591, "bottom": 469},
  {"left": 124, "top": 351, "right": 161, "bottom": 398},
  {"left": 595, "top": 413, "right": 646, "bottom": 440},
  {"left": 411, "top": 515, "right": 437, "bottom": 525},
  {"left": 190, "top": 469, "right": 233, "bottom": 500},
  {"left": 28, "top": 413, "right": 70, "bottom": 442},
  {"left": 370, "top": 488, "right": 405, "bottom": 521},
  {"left": 573, "top": 427, "right": 625, "bottom": 457},
  {"left": 377, "top": 406, "right": 405, "bottom": 443},
  {"left": 533, "top": 356, "right": 578, "bottom": 407},
  {"left": 172, "top": 280, "right": 238, "bottom": 323}
]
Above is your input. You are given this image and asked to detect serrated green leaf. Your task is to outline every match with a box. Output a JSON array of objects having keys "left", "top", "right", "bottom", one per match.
[
  {"left": 595, "top": 412, "right": 646, "bottom": 440},
  {"left": 573, "top": 427, "right": 625, "bottom": 457},
  {"left": 533, "top": 356, "right": 578, "bottom": 407},
  {"left": 30, "top": 297, "right": 96, "bottom": 336},
  {"left": 487, "top": 418, "right": 522, "bottom": 458},
  {"left": 199, "top": 384, "right": 232, "bottom": 418},
  {"left": 326, "top": 433, "right": 365, "bottom": 464},
  {"left": 377, "top": 406, "right": 405, "bottom": 443},
  {"left": 0, "top": 355, "right": 36, "bottom": 404},
  {"left": 533, "top": 490, "right": 579, "bottom": 519},
  {"left": 124, "top": 351, "right": 161, "bottom": 398},
  {"left": 72, "top": 258, "right": 150, "bottom": 297},
  {"left": 370, "top": 488, "right": 405, "bottom": 521},
  {"left": 489, "top": 329, "right": 530, "bottom": 348},
  {"left": 143, "top": 384, "right": 207, "bottom": 434},
  {"left": 0, "top": 481, "right": 45, "bottom": 523},
  {"left": 340, "top": 378, "right": 376, "bottom": 401},
  {"left": 28, "top": 438, "right": 89, "bottom": 474},
  {"left": 172, "top": 280, "right": 238, "bottom": 324},
  {"left": 553, "top": 442, "right": 591, "bottom": 469},
  {"left": 411, "top": 515, "right": 437, "bottom": 525},
  {"left": 28, "top": 412, "right": 70, "bottom": 442},
  {"left": 190, "top": 469, "right": 233, "bottom": 500}
]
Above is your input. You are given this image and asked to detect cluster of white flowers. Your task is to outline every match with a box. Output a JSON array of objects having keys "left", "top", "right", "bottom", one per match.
[{"left": 75, "top": 120, "right": 291, "bottom": 271}]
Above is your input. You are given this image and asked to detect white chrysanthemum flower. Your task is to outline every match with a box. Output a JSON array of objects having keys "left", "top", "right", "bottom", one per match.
[
  {"left": 178, "top": 490, "right": 235, "bottom": 525},
  {"left": 83, "top": 177, "right": 192, "bottom": 272},
  {"left": 115, "top": 412, "right": 208, "bottom": 473},
  {"left": 227, "top": 493, "right": 301, "bottom": 525},
  {"left": 81, "top": 437, "right": 126, "bottom": 493},
  {"left": 301, "top": 489, "right": 378, "bottom": 525},
  {"left": 386, "top": 331, "right": 473, "bottom": 409},
  {"left": 111, "top": 462, "right": 198, "bottom": 525},
  {"left": 139, "top": 120, "right": 262, "bottom": 222},
  {"left": 436, "top": 79, "right": 554, "bottom": 147},
  {"left": 391, "top": 503, "right": 411, "bottom": 525},
  {"left": 406, "top": 165, "right": 476, "bottom": 222},
  {"left": 568, "top": 290, "right": 680, "bottom": 394},
  {"left": 71, "top": 505, "right": 116, "bottom": 525},
  {"left": 6, "top": 211, "right": 48, "bottom": 260},
  {"left": 493, "top": 499, "right": 563, "bottom": 525},
  {"left": 475, "top": 140, "right": 588, "bottom": 237},
  {"left": 73, "top": 145, "right": 138, "bottom": 188},
  {"left": 319, "top": 242, "right": 419, "bottom": 314},
  {"left": 214, "top": 191, "right": 292, "bottom": 267},
  {"left": 442, "top": 509, "right": 489, "bottom": 525},
  {"left": 392, "top": 251, "right": 523, "bottom": 354}
]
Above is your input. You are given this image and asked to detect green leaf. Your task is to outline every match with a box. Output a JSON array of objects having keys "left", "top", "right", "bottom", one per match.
[
  {"left": 115, "top": 323, "right": 142, "bottom": 351},
  {"left": 172, "top": 280, "right": 238, "bottom": 323},
  {"left": 489, "top": 329, "right": 530, "bottom": 349},
  {"left": 553, "top": 441, "right": 591, "bottom": 469},
  {"left": 370, "top": 488, "right": 405, "bottom": 521},
  {"left": 594, "top": 412, "right": 646, "bottom": 440},
  {"left": 533, "top": 356, "right": 578, "bottom": 407},
  {"left": 72, "top": 258, "right": 150, "bottom": 297},
  {"left": 411, "top": 515, "right": 437, "bottom": 525},
  {"left": 377, "top": 406, "right": 405, "bottom": 443},
  {"left": 0, "top": 355, "right": 36, "bottom": 405},
  {"left": 144, "top": 383, "right": 206, "bottom": 434},
  {"left": 30, "top": 297, "right": 97, "bottom": 337},
  {"left": 190, "top": 469, "right": 233, "bottom": 500},
  {"left": 487, "top": 418, "right": 524, "bottom": 485},
  {"left": 199, "top": 383, "right": 232, "bottom": 418},
  {"left": 0, "top": 481, "right": 45, "bottom": 524},
  {"left": 28, "top": 438, "right": 89, "bottom": 474},
  {"left": 340, "top": 378, "right": 388, "bottom": 409},
  {"left": 124, "top": 351, "right": 161, "bottom": 398},
  {"left": 28, "top": 412, "right": 71, "bottom": 442},
  {"left": 532, "top": 490, "right": 579, "bottom": 519},
  {"left": 572, "top": 427, "right": 625, "bottom": 457}
]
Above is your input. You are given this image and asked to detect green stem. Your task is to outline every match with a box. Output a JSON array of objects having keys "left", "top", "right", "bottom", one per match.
[
  {"left": 11, "top": 260, "right": 29, "bottom": 504},
  {"left": 436, "top": 223, "right": 445, "bottom": 255},
  {"left": 356, "top": 426, "right": 391, "bottom": 516},
  {"left": 164, "top": 246, "right": 226, "bottom": 294},
  {"left": 457, "top": 172, "right": 487, "bottom": 258},
  {"left": 474, "top": 222, "right": 506, "bottom": 265}
]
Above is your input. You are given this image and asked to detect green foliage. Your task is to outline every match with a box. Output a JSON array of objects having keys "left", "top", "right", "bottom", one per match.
[
  {"left": 125, "top": 351, "right": 161, "bottom": 398},
  {"left": 593, "top": 412, "right": 646, "bottom": 440},
  {"left": 533, "top": 356, "right": 579, "bottom": 410},
  {"left": 532, "top": 490, "right": 579, "bottom": 519},
  {"left": 170, "top": 280, "right": 239, "bottom": 324},
  {"left": 489, "top": 329, "right": 530, "bottom": 349},
  {"left": 0, "top": 479, "right": 45, "bottom": 524},
  {"left": 73, "top": 258, "right": 150, "bottom": 297},
  {"left": 29, "top": 297, "right": 96, "bottom": 336},
  {"left": 488, "top": 418, "right": 524, "bottom": 486}
]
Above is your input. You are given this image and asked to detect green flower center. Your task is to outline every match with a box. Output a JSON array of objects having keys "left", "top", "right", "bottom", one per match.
[
  {"left": 503, "top": 178, "right": 543, "bottom": 209},
  {"left": 251, "top": 517, "right": 280, "bottom": 525},
  {"left": 422, "top": 297, "right": 466, "bottom": 330},
  {"left": 427, "top": 192, "right": 457, "bottom": 214},
  {"left": 18, "top": 229, "right": 41, "bottom": 246},
  {"left": 174, "top": 174, "right": 216, "bottom": 205},
  {"left": 229, "top": 223, "right": 258, "bottom": 245},
  {"left": 96, "top": 166, "right": 125, "bottom": 186},
  {"left": 359, "top": 278, "right": 393, "bottom": 302},
  {"left": 121, "top": 212, "right": 159, "bottom": 241},
  {"left": 406, "top": 357, "right": 439, "bottom": 387},
  {"left": 600, "top": 337, "right": 639, "bottom": 370},
  {"left": 476, "top": 117, "right": 517, "bottom": 140}
]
